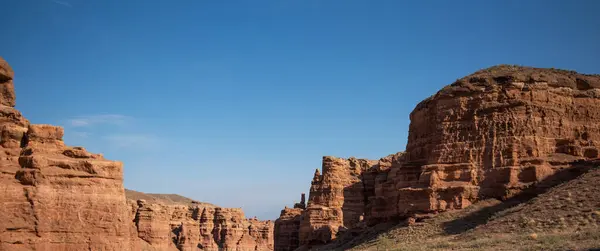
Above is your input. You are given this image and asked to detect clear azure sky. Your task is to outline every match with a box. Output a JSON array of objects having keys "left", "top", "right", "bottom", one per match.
[{"left": 2, "top": 0, "right": 599, "bottom": 220}]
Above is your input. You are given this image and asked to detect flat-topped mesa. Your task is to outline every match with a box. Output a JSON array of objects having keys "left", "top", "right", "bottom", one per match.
[
  {"left": 398, "top": 65, "right": 600, "bottom": 211},
  {"left": 380, "top": 66, "right": 600, "bottom": 220},
  {"left": 274, "top": 65, "right": 600, "bottom": 251},
  {"left": 0, "top": 57, "right": 131, "bottom": 250},
  {"left": 376, "top": 66, "right": 600, "bottom": 221}
]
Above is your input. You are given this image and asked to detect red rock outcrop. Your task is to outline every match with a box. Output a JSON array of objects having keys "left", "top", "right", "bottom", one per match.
[
  {"left": 0, "top": 57, "right": 275, "bottom": 251},
  {"left": 274, "top": 65, "right": 600, "bottom": 250},
  {"left": 129, "top": 199, "right": 274, "bottom": 251},
  {"left": 0, "top": 57, "right": 131, "bottom": 250},
  {"left": 298, "top": 157, "right": 376, "bottom": 246},
  {"left": 376, "top": 66, "right": 600, "bottom": 220},
  {"left": 0, "top": 58, "right": 16, "bottom": 107},
  {"left": 274, "top": 208, "right": 303, "bottom": 251}
]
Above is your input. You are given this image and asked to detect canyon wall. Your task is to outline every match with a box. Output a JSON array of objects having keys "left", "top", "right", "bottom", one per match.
[
  {"left": 128, "top": 199, "right": 274, "bottom": 251},
  {"left": 274, "top": 65, "right": 600, "bottom": 250},
  {"left": 0, "top": 57, "right": 131, "bottom": 250},
  {"left": 0, "top": 57, "right": 275, "bottom": 250},
  {"left": 273, "top": 208, "right": 303, "bottom": 251}
]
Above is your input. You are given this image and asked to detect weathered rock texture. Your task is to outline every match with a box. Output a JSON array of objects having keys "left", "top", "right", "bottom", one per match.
[
  {"left": 128, "top": 198, "right": 274, "bottom": 251},
  {"left": 273, "top": 195, "right": 305, "bottom": 251},
  {"left": 299, "top": 157, "right": 377, "bottom": 246},
  {"left": 0, "top": 57, "right": 16, "bottom": 107},
  {"left": 0, "top": 57, "right": 131, "bottom": 250},
  {"left": 0, "top": 57, "right": 275, "bottom": 251},
  {"left": 274, "top": 65, "right": 600, "bottom": 250}
]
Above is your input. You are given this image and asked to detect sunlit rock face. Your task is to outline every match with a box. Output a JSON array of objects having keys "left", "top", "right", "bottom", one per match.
[
  {"left": 0, "top": 56, "right": 276, "bottom": 251},
  {"left": 274, "top": 65, "right": 600, "bottom": 250},
  {"left": 128, "top": 200, "right": 274, "bottom": 251},
  {"left": 384, "top": 65, "right": 600, "bottom": 217},
  {"left": 0, "top": 56, "right": 132, "bottom": 251}
]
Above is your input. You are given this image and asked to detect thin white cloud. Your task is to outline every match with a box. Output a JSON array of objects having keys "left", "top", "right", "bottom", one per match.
[
  {"left": 66, "top": 114, "right": 132, "bottom": 128},
  {"left": 103, "top": 134, "right": 160, "bottom": 150},
  {"left": 51, "top": 0, "right": 72, "bottom": 7},
  {"left": 69, "top": 131, "right": 90, "bottom": 138}
]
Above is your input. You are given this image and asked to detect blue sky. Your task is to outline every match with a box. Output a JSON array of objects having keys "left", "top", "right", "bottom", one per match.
[{"left": 2, "top": 0, "right": 599, "bottom": 220}]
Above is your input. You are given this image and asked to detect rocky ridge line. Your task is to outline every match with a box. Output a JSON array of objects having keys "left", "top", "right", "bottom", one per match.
[
  {"left": 274, "top": 65, "right": 600, "bottom": 251},
  {"left": 0, "top": 57, "right": 275, "bottom": 251}
]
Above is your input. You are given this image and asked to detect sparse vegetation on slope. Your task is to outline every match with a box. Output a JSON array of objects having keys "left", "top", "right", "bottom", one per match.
[{"left": 313, "top": 164, "right": 600, "bottom": 251}]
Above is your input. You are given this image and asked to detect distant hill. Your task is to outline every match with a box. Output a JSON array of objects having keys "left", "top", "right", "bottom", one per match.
[{"left": 125, "top": 189, "right": 216, "bottom": 208}]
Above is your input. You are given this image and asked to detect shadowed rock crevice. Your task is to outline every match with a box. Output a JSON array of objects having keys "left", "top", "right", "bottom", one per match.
[{"left": 23, "top": 188, "right": 40, "bottom": 237}]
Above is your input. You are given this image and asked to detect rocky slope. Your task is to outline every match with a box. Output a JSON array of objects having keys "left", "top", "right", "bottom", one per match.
[
  {"left": 340, "top": 160, "right": 600, "bottom": 251},
  {"left": 468, "top": 159, "right": 600, "bottom": 236},
  {"left": 0, "top": 57, "right": 275, "bottom": 250},
  {"left": 274, "top": 65, "right": 600, "bottom": 251},
  {"left": 125, "top": 189, "right": 215, "bottom": 207}
]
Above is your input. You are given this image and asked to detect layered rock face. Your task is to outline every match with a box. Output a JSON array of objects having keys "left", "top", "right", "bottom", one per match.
[
  {"left": 273, "top": 208, "right": 303, "bottom": 251},
  {"left": 0, "top": 57, "right": 131, "bottom": 250},
  {"left": 129, "top": 199, "right": 274, "bottom": 251},
  {"left": 0, "top": 57, "right": 32, "bottom": 250},
  {"left": 274, "top": 65, "right": 600, "bottom": 250},
  {"left": 0, "top": 57, "right": 275, "bottom": 251},
  {"left": 0, "top": 58, "right": 16, "bottom": 107},
  {"left": 381, "top": 66, "right": 600, "bottom": 219},
  {"left": 299, "top": 157, "right": 376, "bottom": 246}
]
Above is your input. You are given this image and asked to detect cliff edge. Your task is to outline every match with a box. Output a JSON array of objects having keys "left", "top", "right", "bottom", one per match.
[
  {"left": 274, "top": 65, "right": 600, "bottom": 251},
  {"left": 0, "top": 57, "right": 275, "bottom": 251}
]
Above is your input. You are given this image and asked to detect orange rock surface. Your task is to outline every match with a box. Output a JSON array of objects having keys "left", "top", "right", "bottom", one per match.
[
  {"left": 0, "top": 57, "right": 275, "bottom": 250},
  {"left": 274, "top": 65, "right": 600, "bottom": 250},
  {"left": 0, "top": 57, "right": 131, "bottom": 251},
  {"left": 274, "top": 208, "right": 303, "bottom": 251},
  {"left": 129, "top": 199, "right": 274, "bottom": 251}
]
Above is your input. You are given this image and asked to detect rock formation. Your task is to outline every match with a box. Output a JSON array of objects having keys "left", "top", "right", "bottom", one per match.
[
  {"left": 0, "top": 57, "right": 131, "bottom": 250},
  {"left": 274, "top": 208, "right": 303, "bottom": 251},
  {"left": 299, "top": 157, "right": 377, "bottom": 246},
  {"left": 292, "top": 193, "right": 306, "bottom": 210},
  {"left": 274, "top": 65, "right": 600, "bottom": 250},
  {"left": 0, "top": 57, "right": 275, "bottom": 251},
  {"left": 128, "top": 198, "right": 274, "bottom": 251}
]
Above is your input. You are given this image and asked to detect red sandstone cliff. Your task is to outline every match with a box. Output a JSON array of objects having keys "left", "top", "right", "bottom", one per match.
[
  {"left": 0, "top": 57, "right": 274, "bottom": 251},
  {"left": 128, "top": 198, "right": 274, "bottom": 251},
  {"left": 0, "top": 58, "right": 131, "bottom": 250},
  {"left": 274, "top": 65, "right": 600, "bottom": 251}
]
